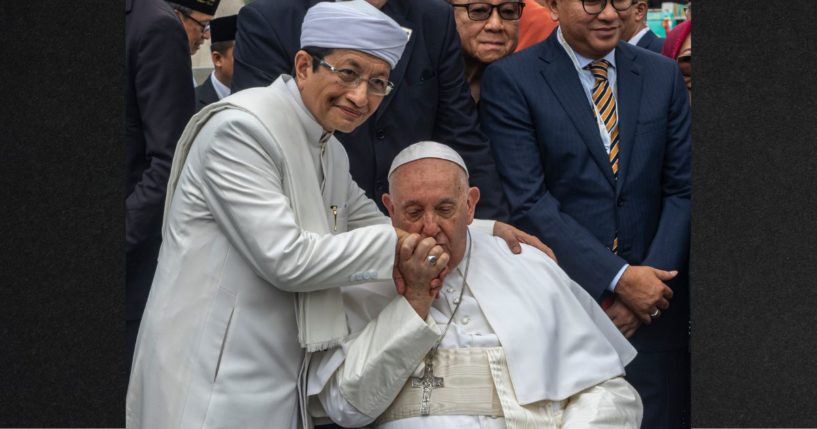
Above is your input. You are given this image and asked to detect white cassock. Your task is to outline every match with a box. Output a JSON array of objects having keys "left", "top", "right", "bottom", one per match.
[
  {"left": 125, "top": 75, "right": 399, "bottom": 429},
  {"left": 308, "top": 228, "right": 643, "bottom": 428}
]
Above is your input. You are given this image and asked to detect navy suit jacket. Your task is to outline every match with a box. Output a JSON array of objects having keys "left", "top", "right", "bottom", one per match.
[
  {"left": 481, "top": 33, "right": 691, "bottom": 351},
  {"left": 636, "top": 29, "right": 665, "bottom": 54},
  {"left": 194, "top": 75, "right": 220, "bottom": 113},
  {"left": 232, "top": 0, "right": 508, "bottom": 219},
  {"left": 125, "top": 0, "right": 194, "bottom": 320}
]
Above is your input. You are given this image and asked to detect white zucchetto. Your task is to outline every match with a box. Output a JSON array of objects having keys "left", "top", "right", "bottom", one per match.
[
  {"left": 388, "top": 141, "right": 469, "bottom": 180},
  {"left": 300, "top": 0, "right": 409, "bottom": 69}
]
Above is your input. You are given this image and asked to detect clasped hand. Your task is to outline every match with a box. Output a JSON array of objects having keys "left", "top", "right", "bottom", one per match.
[
  {"left": 615, "top": 265, "right": 676, "bottom": 324},
  {"left": 393, "top": 231, "right": 449, "bottom": 319}
]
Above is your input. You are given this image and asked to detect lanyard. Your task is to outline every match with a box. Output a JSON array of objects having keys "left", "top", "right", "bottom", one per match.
[{"left": 556, "top": 28, "right": 615, "bottom": 154}]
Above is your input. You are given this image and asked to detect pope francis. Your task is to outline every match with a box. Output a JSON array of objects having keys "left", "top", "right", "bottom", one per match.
[{"left": 307, "top": 142, "right": 644, "bottom": 428}]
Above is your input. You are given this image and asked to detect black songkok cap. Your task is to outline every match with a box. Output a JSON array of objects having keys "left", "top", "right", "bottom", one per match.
[
  {"left": 210, "top": 15, "right": 237, "bottom": 43},
  {"left": 172, "top": 0, "right": 221, "bottom": 16}
]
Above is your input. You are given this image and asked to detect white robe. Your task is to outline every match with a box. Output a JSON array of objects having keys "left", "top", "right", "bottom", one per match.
[
  {"left": 310, "top": 229, "right": 642, "bottom": 428},
  {"left": 125, "top": 76, "right": 398, "bottom": 429}
]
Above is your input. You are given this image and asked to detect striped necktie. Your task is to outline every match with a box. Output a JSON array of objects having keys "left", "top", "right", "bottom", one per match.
[
  {"left": 588, "top": 59, "right": 620, "bottom": 180},
  {"left": 588, "top": 60, "right": 619, "bottom": 255}
]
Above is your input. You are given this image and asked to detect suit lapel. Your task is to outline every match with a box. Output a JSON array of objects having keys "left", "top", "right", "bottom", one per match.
[
  {"left": 614, "top": 43, "right": 642, "bottom": 193},
  {"left": 540, "top": 36, "right": 615, "bottom": 188},
  {"left": 375, "top": 0, "right": 415, "bottom": 122},
  {"left": 637, "top": 30, "right": 654, "bottom": 49},
  {"left": 198, "top": 75, "right": 219, "bottom": 105}
]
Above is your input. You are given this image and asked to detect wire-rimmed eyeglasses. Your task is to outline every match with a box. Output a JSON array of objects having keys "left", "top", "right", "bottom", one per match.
[
  {"left": 580, "top": 0, "right": 635, "bottom": 16},
  {"left": 451, "top": 2, "right": 525, "bottom": 21},
  {"left": 176, "top": 9, "right": 210, "bottom": 33},
  {"left": 314, "top": 57, "right": 395, "bottom": 96}
]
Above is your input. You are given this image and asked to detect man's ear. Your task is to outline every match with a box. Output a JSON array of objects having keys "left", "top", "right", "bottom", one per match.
[
  {"left": 293, "top": 50, "right": 312, "bottom": 86},
  {"left": 382, "top": 192, "right": 396, "bottom": 218},
  {"left": 547, "top": 0, "right": 560, "bottom": 21},
  {"left": 466, "top": 187, "right": 480, "bottom": 224},
  {"left": 211, "top": 51, "right": 222, "bottom": 69},
  {"left": 635, "top": 1, "right": 648, "bottom": 21}
]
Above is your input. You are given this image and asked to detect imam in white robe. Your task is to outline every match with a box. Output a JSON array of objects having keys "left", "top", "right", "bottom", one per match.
[{"left": 126, "top": 76, "right": 398, "bottom": 429}]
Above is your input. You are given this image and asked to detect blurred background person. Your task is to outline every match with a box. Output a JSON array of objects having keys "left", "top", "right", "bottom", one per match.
[
  {"left": 662, "top": 19, "right": 691, "bottom": 100},
  {"left": 168, "top": 0, "right": 219, "bottom": 56},
  {"left": 620, "top": 0, "right": 664, "bottom": 53},
  {"left": 195, "top": 14, "right": 237, "bottom": 111},
  {"left": 125, "top": 0, "right": 207, "bottom": 373},
  {"left": 515, "top": 0, "right": 557, "bottom": 52},
  {"left": 450, "top": 0, "right": 525, "bottom": 102}
]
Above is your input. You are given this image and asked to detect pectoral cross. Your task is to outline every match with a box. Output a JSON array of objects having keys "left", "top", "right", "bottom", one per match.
[{"left": 410, "top": 352, "right": 444, "bottom": 416}]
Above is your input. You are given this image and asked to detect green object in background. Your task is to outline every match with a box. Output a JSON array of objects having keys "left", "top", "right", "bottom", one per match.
[
  {"left": 647, "top": 9, "right": 669, "bottom": 37},
  {"left": 647, "top": 2, "right": 689, "bottom": 38}
]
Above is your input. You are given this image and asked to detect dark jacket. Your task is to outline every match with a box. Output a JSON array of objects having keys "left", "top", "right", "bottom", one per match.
[
  {"left": 481, "top": 33, "right": 691, "bottom": 352},
  {"left": 637, "top": 29, "right": 665, "bottom": 54},
  {"left": 125, "top": 0, "right": 194, "bottom": 320},
  {"left": 195, "top": 74, "right": 220, "bottom": 112}
]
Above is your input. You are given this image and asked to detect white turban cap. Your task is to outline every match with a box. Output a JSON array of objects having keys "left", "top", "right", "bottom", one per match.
[
  {"left": 300, "top": 0, "right": 409, "bottom": 69},
  {"left": 388, "top": 141, "right": 469, "bottom": 180}
]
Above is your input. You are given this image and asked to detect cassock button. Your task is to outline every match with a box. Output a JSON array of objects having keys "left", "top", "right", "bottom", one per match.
[
  {"left": 461, "top": 316, "right": 470, "bottom": 325},
  {"left": 453, "top": 297, "right": 461, "bottom": 305},
  {"left": 446, "top": 287, "right": 455, "bottom": 293},
  {"left": 617, "top": 197, "right": 624, "bottom": 207},
  {"left": 376, "top": 129, "right": 386, "bottom": 140}
]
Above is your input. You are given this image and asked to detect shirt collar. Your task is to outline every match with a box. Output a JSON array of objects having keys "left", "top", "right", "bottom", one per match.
[
  {"left": 628, "top": 26, "right": 650, "bottom": 46},
  {"left": 210, "top": 71, "right": 231, "bottom": 100},
  {"left": 283, "top": 74, "right": 332, "bottom": 147}
]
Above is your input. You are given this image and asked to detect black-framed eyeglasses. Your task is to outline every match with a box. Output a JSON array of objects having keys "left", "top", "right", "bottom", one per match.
[
  {"left": 451, "top": 2, "right": 525, "bottom": 21},
  {"left": 314, "top": 57, "right": 395, "bottom": 96},
  {"left": 580, "top": 0, "right": 635, "bottom": 16},
  {"left": 176, "top": 9, "right": 210, "bottom": 33}
]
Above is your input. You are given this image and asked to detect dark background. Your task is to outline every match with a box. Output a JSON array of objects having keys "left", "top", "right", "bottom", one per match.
[
  {"left": 690, "top": 1, "right": 817, "bottom": 427},
  {"left": 0, "top": 1, "right": 125, "bottom": 428},
  {"left": 0, "top": 0, "right": 815, "bottom": 427}
]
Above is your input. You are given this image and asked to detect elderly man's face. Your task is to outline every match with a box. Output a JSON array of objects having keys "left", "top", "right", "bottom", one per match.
[
  {"left": 452, "top": 1, "right": 521, "bottom": 64},
  {"left": 617, "top": 1, "right": 641, "bottom": 41},
  {"left": 548, "top": 0, "right": 623, "bottom": 59},
  {"left": 175, "top": 9, "right": 212, "bottom": 55},
  {"left": 383, "top": 158, "right": 480, "bottom": 270},
  {"left": 295, "top": 49, "right": 391, "bottom": 133}
]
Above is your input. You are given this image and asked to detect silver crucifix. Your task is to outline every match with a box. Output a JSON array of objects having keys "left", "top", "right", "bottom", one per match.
[{"left": 410, "top": 352, "right": 444, "bottom": 415}]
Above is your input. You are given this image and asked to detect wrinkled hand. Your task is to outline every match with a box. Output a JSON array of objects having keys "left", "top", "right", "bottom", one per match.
[
  {"left": 395, "top": 233, "right": 449, "bottom": 318},
  {"left": 605, "top": 297, "right": 642, "bottom": 338},
  {"left": 615, "top": 265, "right": 675, "bottom": 324},
  {"left": 392, "top": 228, "right": 410, "bottom": 295},
  {"left": 493, "top": 221, "right": 557, "bottom": 262}
]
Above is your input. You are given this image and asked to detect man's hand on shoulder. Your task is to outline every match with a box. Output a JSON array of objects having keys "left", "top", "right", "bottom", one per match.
[
  {"left": 615, "top": 265, "right": 675, "bottom": 324},
  {"left": 493, "top": 221, "right": 557, "bottom": 262}
]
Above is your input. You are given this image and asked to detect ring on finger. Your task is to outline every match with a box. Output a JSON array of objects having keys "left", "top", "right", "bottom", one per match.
[
  {"left": 426, "top": 255, "right": 438, "bottom": 266},
  {"left": 650, "top": 308, "right": 661, "bottom": 318}
]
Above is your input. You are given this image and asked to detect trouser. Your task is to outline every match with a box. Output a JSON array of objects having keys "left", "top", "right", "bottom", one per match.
[{"left": 625, "top": 348, "right": 691, "bottom": 429}]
